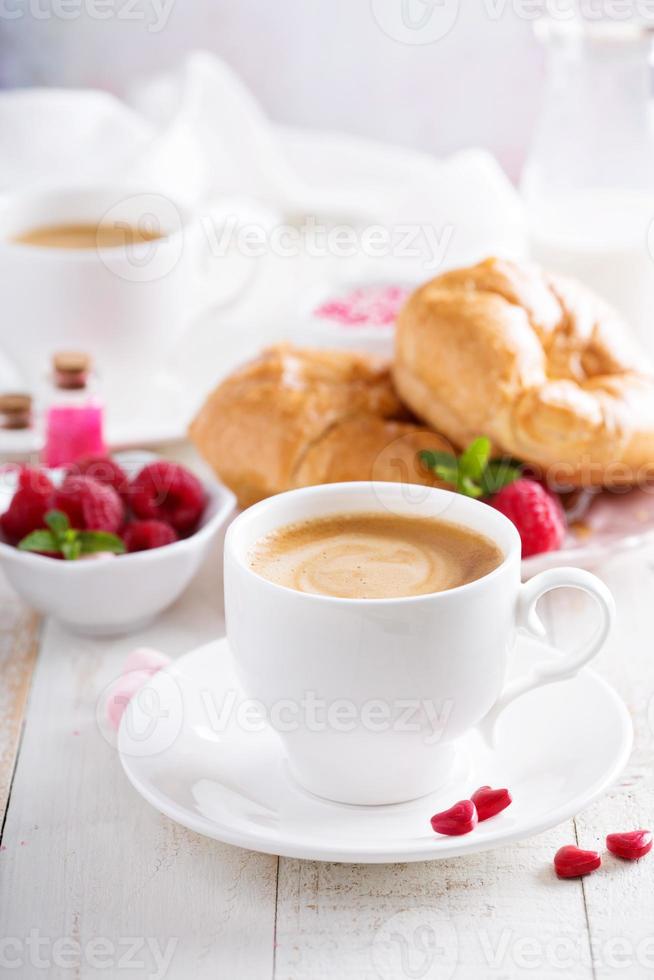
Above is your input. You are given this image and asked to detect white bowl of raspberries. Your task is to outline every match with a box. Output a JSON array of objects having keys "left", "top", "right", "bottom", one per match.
[{"left": 0, "top": 451, "right": 235, "bottom": 635}]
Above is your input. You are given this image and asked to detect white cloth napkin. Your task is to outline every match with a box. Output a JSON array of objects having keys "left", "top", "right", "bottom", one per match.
[{"left": 0, "top": 50, "right": 526, "bottom": 267}]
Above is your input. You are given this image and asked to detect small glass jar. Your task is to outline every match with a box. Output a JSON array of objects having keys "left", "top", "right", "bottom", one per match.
[
  {"left": 41, "top": 352, "right": 106, "bottom": 468},
  {"left": 0, "top": 393, "right": 32, "bottom": 431}
]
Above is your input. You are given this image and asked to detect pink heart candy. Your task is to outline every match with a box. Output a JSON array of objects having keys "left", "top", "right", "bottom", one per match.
[
  {"left": 606, "top": 830, "right": 653, "bottom": 861},
  {"left": 430, "top": 799, "right": 478, "bottom": 836},
  {"left": 105, "top": 669, "right": 155, "bottom": 731},
  {"left": 123, "top": 647, "right": 171, "bottom": 676},
  {"left": 471, "top": 785, "right": 513, "bottom": 821},
  {"left": 554, "top": 844, "right": 601, "bottom": 879},
  {"left": 105, "top": 648, "right": 171, "bottom": 731}
]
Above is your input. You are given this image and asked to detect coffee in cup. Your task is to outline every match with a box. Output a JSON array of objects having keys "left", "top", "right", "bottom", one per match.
[
  {"left": 249, "top": 511, "right": 503, "bottom": 599},
  {"left": 11, "top": 222, "right": 165, "bottom": 250}
]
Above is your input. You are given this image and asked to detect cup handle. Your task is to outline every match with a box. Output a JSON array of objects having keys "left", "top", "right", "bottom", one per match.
[{"left": 478, "top": 567, "right": 615, "bottom": 746}]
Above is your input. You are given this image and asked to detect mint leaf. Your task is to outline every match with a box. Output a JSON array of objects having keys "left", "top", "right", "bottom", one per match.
[
  {"left": 458, "top": 437, "right": 491, "bottom": 481},
  {"left": 78, "top": 531, "right": 126, "bottom": 555},
  {"left": 17, "top": 511, "right": 126, "bottom": 560},
  {"left": 61, "top": 537, "right": 82, "bottom": 561},
  {"left": 480, "top": 460, "right": 521, "bottom": 496},
  {"left": 45, "top": 510, "right": 70, "bottom": 535},
  {"left": 433, "top": 463, "right": 459, "bottom": 485},
  {"left": 419, "top": 450, "right": 457, "bottom": 471},
  {"left": 417, "top": 437, "right": 522, "bottom": 499},
  {"left": 420, "top": 450, "right": 459, "bottom": 490},
  {"left": 458, "top": 475, "right": 484, "bottom": 498},
  {"left": 18, "top": 530, "right": 58, "bottom": 553}
]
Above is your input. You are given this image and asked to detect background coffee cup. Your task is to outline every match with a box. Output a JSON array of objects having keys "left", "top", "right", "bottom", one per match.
[
  {"left": 224, "top": 482, "right": 615, "bottom": 806},
  {"left": 0, "top": 183, "right": 252, "bottom": 401}
]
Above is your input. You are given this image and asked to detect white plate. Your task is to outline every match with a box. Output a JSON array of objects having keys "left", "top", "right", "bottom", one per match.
[
  {"left": 119, "top": 635, "right": 632, "bottom": 863},
  {"left": 522, "top": 487, "right": 654, "bottom": 576}
]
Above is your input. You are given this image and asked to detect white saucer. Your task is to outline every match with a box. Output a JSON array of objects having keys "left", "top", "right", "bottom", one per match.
[{"left": 118, "top": 636, "right": 632, "bottom": 863}]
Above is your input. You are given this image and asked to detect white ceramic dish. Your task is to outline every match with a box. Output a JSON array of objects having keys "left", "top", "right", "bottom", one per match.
[
  {"left": 289, "top": 278, "right": 413, "bottom": 356},
  {"left": 119, "top": 635, "right": 632, "bottom": 863},
  {"left": 0, "top": 451, "right": 235, "bottom": 635}
]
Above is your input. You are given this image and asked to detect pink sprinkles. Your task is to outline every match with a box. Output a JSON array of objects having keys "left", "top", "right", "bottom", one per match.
[{"left": 314, "top": 285, "right": 410, "bottom": 327}]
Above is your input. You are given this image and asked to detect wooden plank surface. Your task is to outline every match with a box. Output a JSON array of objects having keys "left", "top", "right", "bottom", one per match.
[
  {"left": 0, "top": 543, "right": 278, "bottom": 980},
  {"left": 548, "top": 550, "right": 654, "bottom": 980},
  {"left": 274, "top": 826, "right": 591, "bottom": 980},
  {"left": 1, "top": 528, "right": 652, "bottom": 978},
  {"left": 0, "top": 587, "right": 40, "bottom": 823}
]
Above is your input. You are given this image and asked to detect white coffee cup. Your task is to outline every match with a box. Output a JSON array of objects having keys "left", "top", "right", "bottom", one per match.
[
  {"left": 0, "top": 183, "right": 241, "bottom": 395},
  {"left": 224, "top": 482, "right": 615, "bottom": 806}
]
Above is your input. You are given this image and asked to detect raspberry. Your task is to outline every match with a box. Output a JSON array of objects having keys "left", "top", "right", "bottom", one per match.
[
  {"left": 489, "top": 478, "right": 565, "bottom": 558},
  {"left": 130, "top": 461, "right": 206, "bottom": 535},
  {"left": 123, "top": 520, "right": 178, "bottom": 553},
  {"left": 0, "top": 467, "right": 55, "bottom": 544},
  {"left": 67, "top": 455, "right": 130, "bottom": 502},
  {"left": 53, "top": 475, "right": 124, "bottom": 532}
]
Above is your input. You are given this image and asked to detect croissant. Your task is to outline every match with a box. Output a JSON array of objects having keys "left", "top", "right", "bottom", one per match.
[
  {"left": 394, "top": 257, "right": 654, "bottom": 486},
  {"left": 190, "top": 344, "right": 449, "bottom": 507}
]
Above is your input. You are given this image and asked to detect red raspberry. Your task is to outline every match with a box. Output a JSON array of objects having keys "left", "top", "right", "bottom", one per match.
[
  {"left": 0, "top": 467, "right": 55, "bottom": 545},
  {"left": 489, "top": 478, "right": 565, "bottom": 558},
  {"left": 53, "top": 475, "right": 124, "bottom": 532},
  {"left": 67, "top": 455, "right": 130, "bottom": 502},
  {"left": 123, "top": 520, "right": 178, "bottom": 553},
  {"left": 130, "top": 461, "right": 206, "bottom": 535}
]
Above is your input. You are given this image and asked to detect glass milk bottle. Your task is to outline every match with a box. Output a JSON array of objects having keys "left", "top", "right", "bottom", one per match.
[
  {"left": 41, "top": 352, "right": 106, "bottom": 468},
  {"left": 522, "top": 18, "right": 654, "bottom": 355}
]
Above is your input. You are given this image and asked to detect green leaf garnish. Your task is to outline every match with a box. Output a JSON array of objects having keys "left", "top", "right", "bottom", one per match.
[
  {"left": 18, "top": 510, "right": 125, "bottom": 560},
  {"left": 78, "top": 531, "right": 126, "bottom": 555},
  {"left": 479, "top": 459, "right": 522, "bottom": 497},
  {"left": 458, "top": 436, "right": 491, "bottom": 481},
  {"left": 45, "top": 510, "right": 70, "bottom": 534},
  {"left": 18, "top": 530, "right": 58, "bottom": 554},
  {"left": 419, "top": 437, "right": 521, "bottom": 499}
]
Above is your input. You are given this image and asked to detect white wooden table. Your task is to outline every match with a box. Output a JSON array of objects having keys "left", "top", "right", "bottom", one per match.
[{"left": 1, "top": 450, "right": 653, "bottom": 980}]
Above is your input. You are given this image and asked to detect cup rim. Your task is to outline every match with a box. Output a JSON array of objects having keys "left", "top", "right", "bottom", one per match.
[
  {"left": 0, "top": 182, "right": 190, "bottom": 260},
  {"left": 225, "top": 481, "right": 522, "bottom": 605}
]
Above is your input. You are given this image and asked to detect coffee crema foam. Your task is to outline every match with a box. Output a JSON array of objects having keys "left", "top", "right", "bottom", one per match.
[
  {"left": 248, "top": 512, "right": 503, "bottom": 599},
  {"left": 11, "top": 222, "right": 164, "bottom": 250}
]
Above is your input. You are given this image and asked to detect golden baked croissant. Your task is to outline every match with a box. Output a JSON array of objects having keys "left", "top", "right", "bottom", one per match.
[
  {"left": 189, "top": 344, "right": 449, "bottom": 507},
  {"left": 394, "top": 257, "right": 654, "bottom": 486}
]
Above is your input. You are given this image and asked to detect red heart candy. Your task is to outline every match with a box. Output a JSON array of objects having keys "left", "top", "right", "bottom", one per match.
[
  {"left": 471, "top": 785, "right": 512, "bottom": 821},
  {"left": 430, "top": 799, "right": 478, "bottom": 836},
  {"left": 554, "top": 845, "right": 602, "bottom": 879},
  {"left": 606, "top": 830, "right": 653, "bottom": 861}
]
